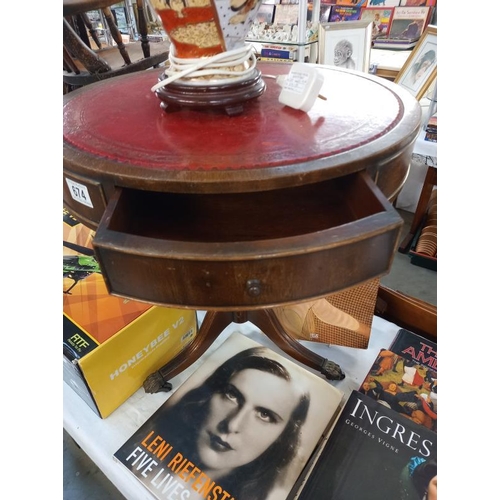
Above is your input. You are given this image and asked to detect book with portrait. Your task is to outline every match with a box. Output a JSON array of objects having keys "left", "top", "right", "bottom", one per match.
[
  {"left": 328, "top": 5, "right": 362, "bottom": 22},
  {"left": 332, "top": 0, "right": 367, "bottom": 6},
  {"left": 294, "top": 390, "right": 437, "bottom": 500},
  {"left": 114, "top": 332, "right": 344, "bottom": 500},
  {"left": 360, "top": 6, "right": 395, "bottom": 38},
  {"left": 359, "top": 348, "right": 437, "bottom": 432},
  {"left": 387, "top": 6, "right": 431, "bottom": 40}
]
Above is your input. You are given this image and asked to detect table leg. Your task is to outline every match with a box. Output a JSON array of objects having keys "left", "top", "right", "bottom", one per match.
[
  {"left": 143, "top": 310, "right": 234, "bottom": 393},
  {"left": 243, "top": 309, "right": 345, "bottom": 381},
  {"left": 143, "top": 308, "right": 345, "bottom": 394}
]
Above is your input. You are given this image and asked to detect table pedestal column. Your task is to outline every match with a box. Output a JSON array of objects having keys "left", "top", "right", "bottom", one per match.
[{"left": 143, "top": 309, "right": 345, "bottom": 393}]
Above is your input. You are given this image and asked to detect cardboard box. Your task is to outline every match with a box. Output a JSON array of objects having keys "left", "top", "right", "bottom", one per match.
[{"left": 63, "top": 209, "right": 198, "bottom": 418}]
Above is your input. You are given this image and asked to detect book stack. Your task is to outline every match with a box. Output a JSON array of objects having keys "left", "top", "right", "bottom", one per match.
[
  {"left": 311, "top": 2, "right": 436, "bottom": 49},
  {"left": 114, "top": 328, "right": 437, "bottom": 500},
  {"left": 260, "top": 43, "right": 298, "bottom": 63},
  {"left": 425, "top": 115, "right": 437, "bottom": 142},
  {"left": 295, "top": 327, "right": 437, "bottom": 499},
  {"left": 367, "top": 3, "right": 435, "bottom": 49}
]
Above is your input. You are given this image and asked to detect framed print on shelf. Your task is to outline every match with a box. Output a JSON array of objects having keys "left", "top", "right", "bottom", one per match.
[
  {"left": 318, "top": 20, "right": 373, "bottom": 73},
  {"left": 256, "top": 4, "right": 275, "bottom": 24},
  {"left": 273, "top": 4, "right": 299, "bottom": 26},
  {"left": 395, "top": 24, "right": 437, "bottom": 101}
]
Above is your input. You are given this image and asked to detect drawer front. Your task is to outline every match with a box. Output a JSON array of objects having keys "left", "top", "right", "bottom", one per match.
[{"left": 93, "top": 172, "right": 403, "bottom": 309}]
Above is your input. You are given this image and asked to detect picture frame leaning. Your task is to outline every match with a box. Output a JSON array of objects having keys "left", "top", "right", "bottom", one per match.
[
  {"left": 395, "top": 25, "right": 437, "bottom": 101},
  {"left": 318, "top": 20, "right": 373, "bottom": 73}
]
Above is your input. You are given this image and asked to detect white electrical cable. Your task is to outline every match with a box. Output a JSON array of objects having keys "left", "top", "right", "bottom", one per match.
[{"left": 151, "top": 45, "right": 257, "bottom": 92}]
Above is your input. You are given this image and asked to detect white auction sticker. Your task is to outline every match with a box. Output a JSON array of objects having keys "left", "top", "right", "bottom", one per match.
[{"left": 65, "top": 178, "right": 93, "bottom": 208}]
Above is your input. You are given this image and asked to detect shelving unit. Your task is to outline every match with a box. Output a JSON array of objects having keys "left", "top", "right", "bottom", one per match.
[
  {"left": 247, "top": 0, "right": 320, "bottom": 63},
  {"left": 298, "top": 0, "right": 319, "bottom": 62}
]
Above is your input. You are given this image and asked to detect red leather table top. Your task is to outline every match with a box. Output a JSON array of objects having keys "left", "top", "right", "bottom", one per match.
[{"left": 63, "top": 63, "right": 418, "bottom": 193}]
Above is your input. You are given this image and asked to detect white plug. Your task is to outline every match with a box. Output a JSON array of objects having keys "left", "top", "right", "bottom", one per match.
[{"left": 276, "top": 63, "right": 325, "bottom": 112}]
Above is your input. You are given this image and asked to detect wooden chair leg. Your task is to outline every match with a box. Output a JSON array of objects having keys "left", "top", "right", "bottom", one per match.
[
  {"left": 81, "top": 12, "right": 102, "bottom": 49},
  {"left": 103, "top": 7, "right": 131, "bottom": 65},
  {"left": 63, "top": 18, "right": 111, "bottom": 74},
  {"left": 136, "top": 0, "right": 151, "bottom": 58}
]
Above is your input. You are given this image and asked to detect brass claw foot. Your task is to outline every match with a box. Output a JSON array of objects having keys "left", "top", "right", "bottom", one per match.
[
  {"left": 320, "top": 359, "right": 345, "bottom": 381},
  {"left": 143, "top": 371, "right": 173, "bottom": 393}
]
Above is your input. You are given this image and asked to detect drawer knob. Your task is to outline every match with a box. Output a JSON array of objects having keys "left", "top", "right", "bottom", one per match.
[{"left": 246, "top": 279, "right": 262, "bottom": 297}]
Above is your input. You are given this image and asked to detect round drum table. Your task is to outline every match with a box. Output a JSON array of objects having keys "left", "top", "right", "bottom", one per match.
[{"left": 63, "top": 63, "right": 421, "bottom": 391}]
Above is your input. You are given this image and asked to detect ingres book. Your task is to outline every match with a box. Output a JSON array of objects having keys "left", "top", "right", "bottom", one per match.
[
  {"left": 295, "top": 390, "right": 437, "bottom": 500},
  {"left": 114, "top": 332, "right": 344, "bottom": 500}
]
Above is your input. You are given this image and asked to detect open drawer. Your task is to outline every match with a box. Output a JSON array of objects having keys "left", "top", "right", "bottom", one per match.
[{"left": 92, "top": 171, "right": 403, "bottom": 309}]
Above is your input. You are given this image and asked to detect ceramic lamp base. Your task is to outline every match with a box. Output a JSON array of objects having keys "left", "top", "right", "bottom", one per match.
[{"left": 154, "top": 68, "right": 266, "bottom": 116}]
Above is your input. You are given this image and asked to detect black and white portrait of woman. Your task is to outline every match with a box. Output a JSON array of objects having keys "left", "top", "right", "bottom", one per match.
[{"left": 116, "top": 333, "right": 342, "bottom": 500}]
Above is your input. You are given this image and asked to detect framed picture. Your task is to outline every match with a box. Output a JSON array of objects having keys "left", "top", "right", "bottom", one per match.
[
  {"left": 395, "top": 25, "right": 437, "bottom": 101},
  {"left": 318, "top": 20, "right": 373, "bottom": 73},
  {"left": 256, "top": 4, "right": 275, "bottom": 24},
  {"left": 273, "top": 4, "right": 299, "bottom": 26}
]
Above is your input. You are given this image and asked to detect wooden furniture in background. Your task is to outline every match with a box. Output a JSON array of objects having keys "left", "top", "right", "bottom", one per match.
[
  {"left": 398, "top": 83, "right": 437, "bottom": 254},
  {"left": 375, "top": 284, "right": 437, "bottom": 341},
  {"left": 63, "top": 63, "right": 421, "bottom": 389},
  {"left": 63, "top": 0, "right": 169, "bottom": 93},
  {"left": 398, "top": 157, "right": 437, "bottom": 254}
]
